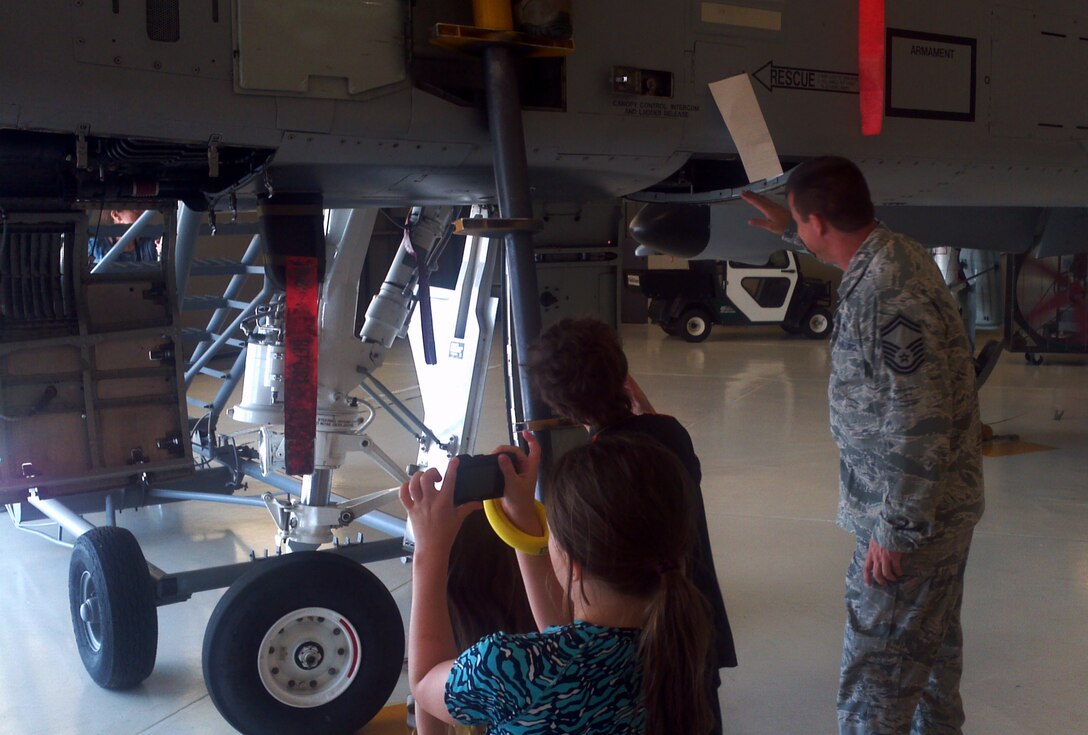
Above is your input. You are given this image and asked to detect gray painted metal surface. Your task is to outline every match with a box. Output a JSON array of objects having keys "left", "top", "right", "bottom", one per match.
[{"left": 1, "top": 2, "right": 1084, "bottom": 215}]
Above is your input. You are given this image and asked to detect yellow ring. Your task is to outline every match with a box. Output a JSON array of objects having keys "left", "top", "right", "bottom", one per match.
[{"left": 483, "top": 499, "right": 549, "bottom": 556}]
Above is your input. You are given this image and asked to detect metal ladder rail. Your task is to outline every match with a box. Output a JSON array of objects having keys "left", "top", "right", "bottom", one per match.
[
  {"left": 174, "top": 212, "right": 272, "bottom": 433},
  {"left": 183, "top": 279, "right": 273, "bottom": 418},
  {"left": 187, "top": 234, "right": 265, "bottom": 366}
]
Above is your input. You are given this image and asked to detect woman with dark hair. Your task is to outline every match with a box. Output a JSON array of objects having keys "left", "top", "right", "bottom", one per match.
[
  {"left": 527, "top": 317, "right": 737, "bottom": 732},
  {"left": 402, "top": 432, "right": 714, "bottom": 735}
]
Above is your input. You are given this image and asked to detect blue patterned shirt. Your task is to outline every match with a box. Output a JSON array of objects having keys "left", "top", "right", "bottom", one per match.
[{"left": 445, "top": 621, "right": 643, "bottom": 734}]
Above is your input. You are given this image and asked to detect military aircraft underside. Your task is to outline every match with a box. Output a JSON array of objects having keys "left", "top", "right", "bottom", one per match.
[{"left": 1, "top": 1, "right": 1086, "bottom": 733}]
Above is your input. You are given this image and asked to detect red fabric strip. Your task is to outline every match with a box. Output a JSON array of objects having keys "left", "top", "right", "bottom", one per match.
[
  {"left": 284, "top": 255, "right": 319, "bottom": 476},
  {"left": 859, "top": 0, "right": 885, "bottom": 136}
]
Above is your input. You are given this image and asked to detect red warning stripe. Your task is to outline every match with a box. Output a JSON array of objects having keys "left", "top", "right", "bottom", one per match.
[
  {"left": 284, "top": 255, "right": 319, "bottom": 476},
  {"left": 859, "top": 0, "right": 885, "bottom": 136}
]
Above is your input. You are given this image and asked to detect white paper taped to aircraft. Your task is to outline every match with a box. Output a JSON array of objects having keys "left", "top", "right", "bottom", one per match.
[{"left": 708, "top": 74, "right": 783, "bottom": 183}]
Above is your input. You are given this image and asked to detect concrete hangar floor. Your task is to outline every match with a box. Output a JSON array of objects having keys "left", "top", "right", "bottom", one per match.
[{"left": 1, "top": 325, "right": 1086, "bottom": 735}]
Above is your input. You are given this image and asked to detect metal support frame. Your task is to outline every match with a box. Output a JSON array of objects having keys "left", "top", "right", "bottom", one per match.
[
  {"left": 352, "top": 510, "right": 407, "bottom": 538},
  {"left": 455, "top": 215, "right": 501, "bottom": 455},
  {"left": 174, "top": 202, "right": 201, "bottom": 302},
  {"left": 190, "top": 445, "right": 408, "bottom": 538},
  {"left": 147, "top": 488, "right": 269, "bottom": 508},
  {"left": 16, "top": 470, "right": 406, "bottom": 605},
  {"left": 358, "top": 432, "right": 410, "bottom": 484},
  {"left": 483, "top": 45, "right": 547, "bottom": 429},
  {"left": 104, "top": 493, "right": 116, "bottom": 527},
  {"left": 357, "top": 372, "right": 445, "bottom": 449},
  {"left": 7, "top": 202, "right": 481, "bottom": 559},
  {"left": 151, "top": 537, "right": 406, "bottom": 607},
  {"left": 27, "top": 490, "right": 95, "bottom": 539}
]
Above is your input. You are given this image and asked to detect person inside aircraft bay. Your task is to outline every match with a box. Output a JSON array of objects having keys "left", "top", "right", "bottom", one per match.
[
  {"left": 526, "top": 317, "right": 737, "bottom": 734},
  {"left": 402, "top": 431, "right": 715, "bottom": 735},
  {"left": 87, "top": 209, "right": 161, "bottom": 264},
  {"left": 742, "top": 157, "right": 985, "bottom": 735}
]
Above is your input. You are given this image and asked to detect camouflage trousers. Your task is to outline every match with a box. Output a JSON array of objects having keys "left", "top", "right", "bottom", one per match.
[{"left": 837, "top": 532, "right": 973, "bottom": 735}]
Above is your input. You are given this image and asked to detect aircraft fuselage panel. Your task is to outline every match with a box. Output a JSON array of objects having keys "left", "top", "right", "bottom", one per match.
[{"left": 1, "top": 1, "right": 1085, "bottom": 208}]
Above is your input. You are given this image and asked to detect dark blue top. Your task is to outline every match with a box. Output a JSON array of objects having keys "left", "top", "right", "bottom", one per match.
[
  {"left": 88, "top": 236, "right": 158, "bottom": 264},
  {"left": 445, "top": 621, "right": 643, "bottom": 734},
  {"left": 593, "top": 413, "right": 737, "bottom": 669}
]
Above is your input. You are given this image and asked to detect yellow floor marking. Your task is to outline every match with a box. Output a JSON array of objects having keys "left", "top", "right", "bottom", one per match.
[
  {"left": 357, "top": 705, "right": 480, "bottom": 734},
  {"left": 982, "top": 440, "right": 1056, "bottom": 458},
  {"left": 358, "top": 703, "right": 410, "bottom": 734}
]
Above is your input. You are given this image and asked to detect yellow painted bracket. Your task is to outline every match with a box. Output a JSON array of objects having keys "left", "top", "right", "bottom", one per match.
[
  {"left": 431, "top": 23, "right": 574, "bottom": 57},
  {"left": 472, "top": 0, "right": 514, "bottom": 31},
  {"left": 514, "top": 417, "right": 581, "bottom": 432},
  {"left": 453, "top": 217, "right": 544, "bottom": 237}
]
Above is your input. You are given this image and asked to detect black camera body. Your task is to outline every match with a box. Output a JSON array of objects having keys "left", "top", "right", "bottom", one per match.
[{"left": 452, "top": 452, "right": 514, "bottom": 506}]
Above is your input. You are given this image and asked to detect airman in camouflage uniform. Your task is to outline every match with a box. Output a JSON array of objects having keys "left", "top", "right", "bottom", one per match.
[
  {"left": 742, "top": 157, "right": 984, "bottom": 735},
  {"left": 831, "top": 224, "right": 983, "bottom": 735}
]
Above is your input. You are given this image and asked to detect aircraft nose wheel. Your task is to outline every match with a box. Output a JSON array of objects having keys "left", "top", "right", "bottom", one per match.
[{"left": 203, "top": 551, "right": 404, "bottom": 735}]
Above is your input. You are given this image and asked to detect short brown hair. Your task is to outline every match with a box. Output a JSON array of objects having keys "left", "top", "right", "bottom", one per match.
[
  {"left": 526, "top": 317, "right": 631, "bottom": 428},
  {"left": 785, "top": 156, "right": 875, "bottom": 232}
]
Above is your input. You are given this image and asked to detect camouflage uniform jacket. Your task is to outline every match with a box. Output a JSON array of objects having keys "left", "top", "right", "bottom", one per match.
[{"left": 829, "top": 224, "right": 984, "bottom": 554}]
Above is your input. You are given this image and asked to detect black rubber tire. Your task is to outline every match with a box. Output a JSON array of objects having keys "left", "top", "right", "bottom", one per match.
[
  {"left": 679, "top": 309, "right": 712, "bottom": 343},
  {"left": 802, "top": 306, "right": 833, "bottom": 339},
  {"left": 203, "top": 552, "right": 405, "bottom": 735},
  {"left": 780, "top": 322, "right": 801, "bottom": 335},
  {"left": 661, "top": 323, "right": 680, "bottom": 337},
  {"left": 68, "top": 526, "right": 158, "bottom": 689}
]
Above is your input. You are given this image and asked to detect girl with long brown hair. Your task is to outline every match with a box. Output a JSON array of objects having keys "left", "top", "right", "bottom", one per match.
[{"left": 402, "top": 431, "right": 714, "bottom": 734}]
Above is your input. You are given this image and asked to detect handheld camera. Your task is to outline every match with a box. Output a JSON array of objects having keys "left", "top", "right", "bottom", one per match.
[{"left": 452, "top": 452, "right": 514, "bottom": 506}]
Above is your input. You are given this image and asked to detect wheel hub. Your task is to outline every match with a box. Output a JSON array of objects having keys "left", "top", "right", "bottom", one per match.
[
  {"left": 78, "top": 570, "right": 103, "bottom": 652},
  {"left": 294, "top": 642, "right": 325, "bottom": 671},
  {"left": 258, "top": 607, "right": 361, "bottom": 708}
]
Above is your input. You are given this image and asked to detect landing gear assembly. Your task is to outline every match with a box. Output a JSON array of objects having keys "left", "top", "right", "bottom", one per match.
[
  {"left": 203, "top": 553, "right": 404, "bottom": 735},
  {"left": 2, "top": 1, "right": 564, "bottom": 732}
]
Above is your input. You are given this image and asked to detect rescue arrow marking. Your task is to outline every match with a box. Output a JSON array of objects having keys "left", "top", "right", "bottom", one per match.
[{"left": 752, "top": 61, "right": 859, "bottom": 95}]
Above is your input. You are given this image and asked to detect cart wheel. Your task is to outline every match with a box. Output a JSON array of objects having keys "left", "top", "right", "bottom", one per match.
[
  {"left": 68, "top": 526, "right": 158, "bottom": 689},
  {"left": 203, "top": 552, "right": 405, "bottom": 735},
  {"left": 679, "top": 309, "right": 712, "bottom": 343},
  {"left": 802, "top": 307, "right": 833, "bottom": 339},
  {"left": 1025, "top": 352, "right": 1044, "bottom": 366},
  {"left": 661, "top": 323, "right": 680, "bottom": 337},
  {"left": 780, "top": 323, "right": 801, "bottom": 335}
]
